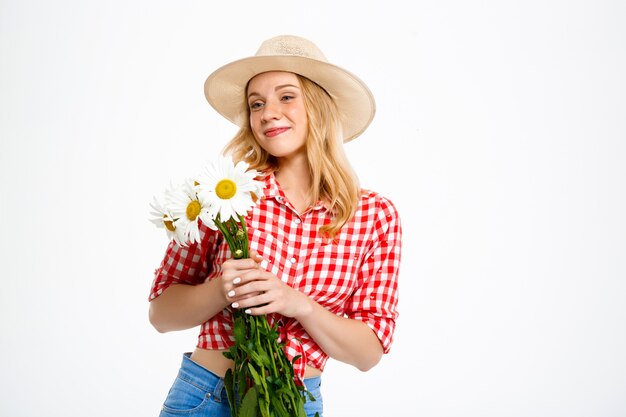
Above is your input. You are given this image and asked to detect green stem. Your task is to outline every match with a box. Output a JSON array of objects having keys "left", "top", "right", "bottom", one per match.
[
  {"left": 264, "top": 320, "right": 279, "bottom": 377},
  {"left": 215, "top": 214, "right": 306, "bottom": 417}
]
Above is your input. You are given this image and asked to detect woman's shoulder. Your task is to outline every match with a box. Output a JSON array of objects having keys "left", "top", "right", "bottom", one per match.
[{"left": 358, "top": 188, "right": 400, "bottom": 218}]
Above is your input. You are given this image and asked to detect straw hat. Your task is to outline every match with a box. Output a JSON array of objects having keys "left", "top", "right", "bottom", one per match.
[{"left": 204, "top": 35, "right": 375, "bottom": 143}]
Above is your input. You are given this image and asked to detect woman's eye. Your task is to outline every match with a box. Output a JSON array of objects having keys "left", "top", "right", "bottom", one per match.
[
  {"left": 249, "top": 102, "right": 263, "bottom": 110},
  {"left": 281, "top": 95, "right": 294, "bottom": 102}
]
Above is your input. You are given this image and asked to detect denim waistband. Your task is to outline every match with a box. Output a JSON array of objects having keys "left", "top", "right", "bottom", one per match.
[
  {"left": 179, "top": 352, "right": 321, "bottom": 401},
  {"left": 179, "top": 352, "right": 229, "bottom": 402}
]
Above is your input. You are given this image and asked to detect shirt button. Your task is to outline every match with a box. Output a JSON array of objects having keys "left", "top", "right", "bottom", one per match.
[
  {"left": 294, "top": 218, "right": 301, "bottom": 225},
  {"left": 290, "top": 257, "right": 297, "bottom": 264}
]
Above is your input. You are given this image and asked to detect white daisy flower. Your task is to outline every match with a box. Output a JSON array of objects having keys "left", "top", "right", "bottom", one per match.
[
  {"left": 148, "top": 194, "right": 179, "bottom": 242},
  {"left": 166, "top": 179, "right": 213, "bottom": 245},
  {"left": 195, "top": 156, "right": 264, "bottom": 223}
]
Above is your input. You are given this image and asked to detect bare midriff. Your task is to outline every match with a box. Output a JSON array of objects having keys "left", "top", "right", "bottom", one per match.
[{"left": 190, "top": 347, "right": 322, "bottom": 378}]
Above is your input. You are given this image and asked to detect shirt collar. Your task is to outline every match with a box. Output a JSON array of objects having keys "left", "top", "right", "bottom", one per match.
[
  {"left": 261, "top": 172, "right": 329, "bottom": 212},
  {"left": 261, "top": 171, "right": 283, "bottom": 200}
]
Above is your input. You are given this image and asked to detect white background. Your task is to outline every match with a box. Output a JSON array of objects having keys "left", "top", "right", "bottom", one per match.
[{"left": 1, "top": 1, "right": 625, "bottom": 416}]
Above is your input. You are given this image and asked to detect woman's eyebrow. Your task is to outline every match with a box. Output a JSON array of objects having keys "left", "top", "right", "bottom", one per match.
[
  {"left": 274, "top": 83, "right": 300, "bottom": 91},
  {"left": 247, "top": 84, "right": 301, "bottom": 99}
]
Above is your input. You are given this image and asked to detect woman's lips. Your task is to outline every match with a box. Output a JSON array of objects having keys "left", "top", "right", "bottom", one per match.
[{"left": 264, "top": 127, "right": 290, "bottom": 137}]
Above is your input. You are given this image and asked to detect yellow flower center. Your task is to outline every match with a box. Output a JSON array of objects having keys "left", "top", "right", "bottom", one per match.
[
  {"left": 164, "top": 219, "right": 176, "bottom": 232},
  {"left": 215, "top": 179, "right": 237, "bottom": 199},
  {"left": 186, "top": 200, "right": 202, "bottom": 221}
]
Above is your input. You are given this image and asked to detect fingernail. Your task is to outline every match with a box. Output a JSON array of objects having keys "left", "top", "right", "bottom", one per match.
[
  {"left": 231, "top": 302, "right": 239, "bottom": 308},
  {"left": 244, "top": 309, "right": 252, "bottom": 314},
  {"left": 227, "top": 290, "right": 235, "bottom": 297},
  {"left": 233, "top": 277, "right": 241, "bottom": 284}
]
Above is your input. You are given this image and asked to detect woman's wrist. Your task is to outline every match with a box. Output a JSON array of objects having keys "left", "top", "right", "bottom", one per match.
[
  {"left": 205, "top": 275, "right": 231, "bottom": 310},
  {"left": 293, "top": 290, "right": 316, "bottom": 320}
]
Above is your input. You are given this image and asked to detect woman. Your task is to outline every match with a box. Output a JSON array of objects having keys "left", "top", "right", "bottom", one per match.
[{"left": 149, "top": 34, "right": 402, "bottom": 417}]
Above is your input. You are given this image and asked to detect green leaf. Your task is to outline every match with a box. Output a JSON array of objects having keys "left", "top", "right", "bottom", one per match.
[
  {"left": 250, "top": 314, "right": 257, "bottom": 337},
  {"left": 239, "top": 386, "right": 259, "bottom": 417},
  {"left": 234, "top": 316, "right": 247, "bottom": 346},
  {"left": 258, "top": 397, "right": 270, "bottom": 417},
  {"left": 275, "top": 387, "right": 290, "bottom": 398},
  {"left": 250, "top": 349, "right": 271, "bottom": 368},
  {"left": 249, "top": 351, "right": 262, "bottom": 366},
  {"left": 247, "top": 363, "right": 263, "bottom": 386},
  {"left": 266, "top": 329, "right": 279, "bottom": 340},
  {"left": 257, "top": 346, "right": 271, "bottom": 366},
  {"left": 237, "top": 361, "right": 248, "bottom": 394},
  {"left": 222, "top": 346, "right": 238, "bottom": 360},
  {"left": 296, "top": 400, "right": 307, "bottom": 417},
  {"left": 305, "top": 389, "right": 316, "bottom": 402},
  {"left": 271, "top": 396, "right": 288, "bottom": 417},
  {"left": 265, "top": 375, "right": 282, "bottom": 389},
  {"left": 224, "top": 369, "right": 238, "bottom": 417}
]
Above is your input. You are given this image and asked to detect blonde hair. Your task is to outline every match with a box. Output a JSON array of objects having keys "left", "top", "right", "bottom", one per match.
[{"left": 223, "top": 74, "right": 360, "bottom": 238}]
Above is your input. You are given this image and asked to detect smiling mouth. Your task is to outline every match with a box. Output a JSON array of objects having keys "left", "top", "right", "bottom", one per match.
[{"left": 264, "top": 127, "right": 290, "bottom": 138}]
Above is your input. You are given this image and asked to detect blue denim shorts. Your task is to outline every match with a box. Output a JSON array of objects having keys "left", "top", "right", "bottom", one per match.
[{"left": 158, "top": 353, "right": 323, "bottom": 417}]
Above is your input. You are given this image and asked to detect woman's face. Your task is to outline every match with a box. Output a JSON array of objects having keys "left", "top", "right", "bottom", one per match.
[{"left": 247, "top": 71, "right": 308, "bottom": 161}]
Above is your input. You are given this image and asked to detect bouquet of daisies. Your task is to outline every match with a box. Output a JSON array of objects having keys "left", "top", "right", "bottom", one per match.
[{"left": 150, "top": 156, "right": 313, "bottom": 417}]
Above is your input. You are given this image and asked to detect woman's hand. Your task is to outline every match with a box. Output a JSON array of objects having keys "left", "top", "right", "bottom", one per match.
[
  {"left": 223, "top": 250, "right": 311, "bottom": 318},
  {"left": 219, "top": 251, "right": 262, "bottom": 302}
]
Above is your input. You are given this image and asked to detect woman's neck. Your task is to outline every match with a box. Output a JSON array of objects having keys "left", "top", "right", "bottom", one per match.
[{"left": 275, "top": 157, "right": 313, "bottom": 214}]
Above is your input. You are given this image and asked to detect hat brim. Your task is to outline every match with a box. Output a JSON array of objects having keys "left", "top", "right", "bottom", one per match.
[{"left": 204, "top": 55, "right": 375, "bottom": 143}]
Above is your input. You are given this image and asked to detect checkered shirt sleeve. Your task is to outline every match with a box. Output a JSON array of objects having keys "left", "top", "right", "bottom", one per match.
[
  {"left": 149, "top": 221, "right": 222, "bottom": 301},
  {"left": 344, "top": 195, "right": 402, "bottom": 353}
]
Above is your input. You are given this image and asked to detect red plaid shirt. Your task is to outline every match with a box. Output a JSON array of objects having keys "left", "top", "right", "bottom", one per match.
[{"left": 149, "top": 173, "right": 402, "bottom": 380}]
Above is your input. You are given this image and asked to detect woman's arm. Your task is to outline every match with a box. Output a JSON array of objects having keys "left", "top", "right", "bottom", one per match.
[
  {"left": 149, "top": 254, "right": 263, "bottom": 333},
  {"left": 294, "top": 297, "right": 384, "bottom": 371},
  {"left": 225, "top": 256, "right": 384, "bottom": 371},
  {"left": 149, "top": 277, "right": 228, "bottom": 333}
]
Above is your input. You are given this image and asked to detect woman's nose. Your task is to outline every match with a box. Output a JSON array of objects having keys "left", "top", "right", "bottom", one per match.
[{"left": 261, "top": 100, "right": 280, "bottom": 122}]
